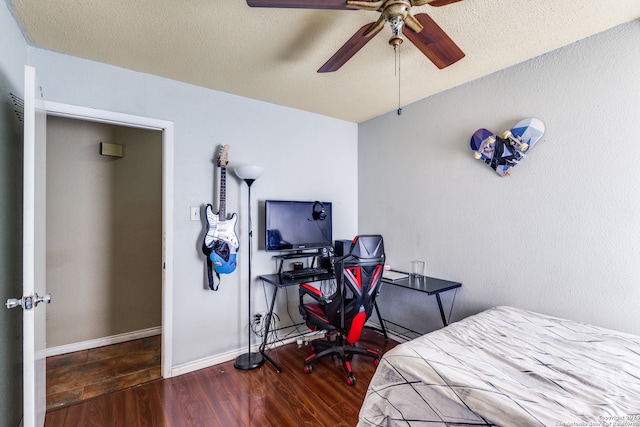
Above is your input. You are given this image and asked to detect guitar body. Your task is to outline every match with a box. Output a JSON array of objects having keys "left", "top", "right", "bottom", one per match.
[
  {"left": 201, "top": 145, "right": 238, "bottom": 289},
  {"left": 203, "top": 204, "right": 239, "bottom": 274}
]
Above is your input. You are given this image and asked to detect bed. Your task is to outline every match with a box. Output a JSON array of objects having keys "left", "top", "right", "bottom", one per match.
[{"left": 358, "top": 306, "right": 640, "bottom": 426}]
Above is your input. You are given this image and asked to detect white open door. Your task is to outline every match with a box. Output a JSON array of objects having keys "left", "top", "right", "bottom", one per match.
[{"left": 22, "top": 65, "right": 49, "bottom": 427}]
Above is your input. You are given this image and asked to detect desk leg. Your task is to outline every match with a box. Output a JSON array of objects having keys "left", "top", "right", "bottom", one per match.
[
  {"left": 259, "top": 286, "right": 282, "bottom": 373},
  {"left": 435, "top": 293, "right": 448, "bottom": 327},
  {"left": 373, "top": 301, "right": 388, "bottom": 340}
]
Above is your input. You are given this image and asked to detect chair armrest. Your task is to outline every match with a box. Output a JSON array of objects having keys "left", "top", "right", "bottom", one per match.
[{"left": 299, "top": 283, "right": 332, "bottom": 305}]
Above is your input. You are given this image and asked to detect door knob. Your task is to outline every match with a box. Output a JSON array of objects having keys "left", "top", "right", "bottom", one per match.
[
  {"left": 5, "top": 293, "right": 51, "bottom": 310},
  {"left": 34, "top": 293, "right": 52, "bottom": 306},
  {"left": 6, "top": 298, "right": 22, "bottom": 309}
]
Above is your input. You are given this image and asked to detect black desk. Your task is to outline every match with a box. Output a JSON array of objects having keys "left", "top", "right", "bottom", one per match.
[
  {"left": 258, "top": 271, "right": 460, "bottom": 371},
  {"left": 258, "top": 272, "right": 387, "bottom": 372},
  {"left": 258, "top": 272, "right": 334, "bottom": 372},
  {"left": 260, "top": 272, "right": 335, "bottom": 288},
  {"left": 382, "top": 273, "right": 462, "bottom": 327}
]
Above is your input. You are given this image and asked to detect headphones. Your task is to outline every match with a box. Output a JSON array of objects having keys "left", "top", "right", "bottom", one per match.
[{"left": 312, "top": 201, "right": 326, "bottom": 221}]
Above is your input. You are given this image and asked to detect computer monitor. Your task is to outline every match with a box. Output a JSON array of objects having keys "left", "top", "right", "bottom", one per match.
[{"left": 265, "top": 200, "right": 333, "bottom": 252}]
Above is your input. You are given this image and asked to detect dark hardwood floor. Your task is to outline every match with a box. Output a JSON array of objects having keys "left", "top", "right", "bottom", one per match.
[
  {"left": 46, "top": 335, "right": 162, "bottom": 410},
  {"left": 45, "top": 329, "right": 399, "bottom": 426}
]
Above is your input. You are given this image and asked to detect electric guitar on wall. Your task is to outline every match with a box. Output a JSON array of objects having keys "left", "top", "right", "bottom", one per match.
[{"left": 202, "top": 145, "right": 239, "bottom": 290}]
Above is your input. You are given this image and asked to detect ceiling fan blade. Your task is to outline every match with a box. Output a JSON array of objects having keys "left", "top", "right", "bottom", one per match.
[
  {"left": 247, "top": 0, "right": 351, "bottom": 9},
  {"left": 318, "top": 22, "right": 382, "bottom": 73},
  {"left": 403, "top": 13, "right": 464, "bottom": 69},
  {"left": 425, "top": 0, "right": 464, "bottom": 6}
]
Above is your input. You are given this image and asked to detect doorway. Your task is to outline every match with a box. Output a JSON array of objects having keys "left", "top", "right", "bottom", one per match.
[
  {"left": 44, "top": 116, "right": 162, "bottom": 408},
  {"left": 41, "top": 102, "right": 174, "bottom": 408}
]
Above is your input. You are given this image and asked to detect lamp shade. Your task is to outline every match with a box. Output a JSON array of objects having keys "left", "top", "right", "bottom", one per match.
[{"left": 234, "top": 165, "right": 264, "bottom": 181}]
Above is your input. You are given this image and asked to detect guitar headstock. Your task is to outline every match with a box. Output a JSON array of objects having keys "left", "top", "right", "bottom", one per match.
[{"left": 217, "top": 144, "right": 230, "bottom": 167}]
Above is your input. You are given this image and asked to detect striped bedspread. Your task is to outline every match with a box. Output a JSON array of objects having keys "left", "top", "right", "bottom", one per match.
[{"left": 358, "top": 306, "right": 640, "bottom": 426}]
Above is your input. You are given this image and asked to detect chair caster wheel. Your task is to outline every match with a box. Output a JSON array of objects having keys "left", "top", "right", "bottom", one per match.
[
  {"left": 347, "top": 375, "right": 356, "bottom": 386},
  {"left": 304, "top": 364, "right": 312, "bottom": 374}
]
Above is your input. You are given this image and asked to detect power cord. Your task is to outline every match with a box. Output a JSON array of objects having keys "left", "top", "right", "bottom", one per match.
[{"left": 257, "top": 277, "right": 338, "bottom": 358}]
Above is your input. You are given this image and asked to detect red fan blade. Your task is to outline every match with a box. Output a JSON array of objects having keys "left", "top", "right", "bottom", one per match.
[
  {"left": 403, "top": 13, "right": 464, "bottom": 69},
  {"left": 317, "top": 23, "right": 382, "bottom": 72},
  {"left": 247, "top": 0, "right": 351, "bottom": 9},
  {"left": 427, "top": 0, "right": 464, "bottom": 6}
]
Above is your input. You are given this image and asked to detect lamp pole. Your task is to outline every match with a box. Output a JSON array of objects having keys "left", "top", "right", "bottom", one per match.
[{"left": 233, "top": 166, "right": 264, "bottom": 370}]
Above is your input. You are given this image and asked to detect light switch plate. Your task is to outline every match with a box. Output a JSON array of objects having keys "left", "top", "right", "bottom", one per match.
[{"left": 190, "top": 206, "right": 200, "bottom": 221}]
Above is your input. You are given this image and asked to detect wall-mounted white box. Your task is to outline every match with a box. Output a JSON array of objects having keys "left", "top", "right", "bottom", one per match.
[{"left": 100, "top": 142, "right": 124, "bottom": 158}]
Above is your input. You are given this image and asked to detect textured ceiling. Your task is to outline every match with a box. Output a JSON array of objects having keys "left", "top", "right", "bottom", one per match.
[{"left": 7, "top": 0, "right": 640, "bottom": 122}]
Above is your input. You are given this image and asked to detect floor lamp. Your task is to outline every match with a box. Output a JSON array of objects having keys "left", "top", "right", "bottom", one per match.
[{"left": 233, "top": 165, "right": 265, "bottom": 370}]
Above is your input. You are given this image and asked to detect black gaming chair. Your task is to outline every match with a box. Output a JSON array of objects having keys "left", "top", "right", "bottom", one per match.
[{"left": 298, "top": 235, "right": 385, "bottom": 385}]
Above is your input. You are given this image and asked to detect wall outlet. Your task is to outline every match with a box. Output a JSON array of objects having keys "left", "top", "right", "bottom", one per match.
[{"left": 254, "top": 311, "right": 267, "bottom": 327}]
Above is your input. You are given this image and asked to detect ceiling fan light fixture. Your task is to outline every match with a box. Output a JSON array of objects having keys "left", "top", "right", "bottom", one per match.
[{"left": 389, "top": 15, "right": 405, "bottom": 48}]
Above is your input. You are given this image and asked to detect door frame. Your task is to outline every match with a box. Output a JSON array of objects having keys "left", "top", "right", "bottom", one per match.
[{"left": 43, "top": 100, "right": 175, "bottom": 378}]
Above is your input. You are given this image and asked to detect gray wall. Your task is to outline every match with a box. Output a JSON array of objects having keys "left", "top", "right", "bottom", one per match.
[
  {"left": 0, "top": 1, "right": 27, "bottom": 425},
  {"left": 359, "top": 20, "right": 640, "bottom": 336},
  {"left": 26, "top": 38, "right": 359, "bottom": 366},
  {"left": 46, "top": 117, "right": 162, "bottom": 347}
]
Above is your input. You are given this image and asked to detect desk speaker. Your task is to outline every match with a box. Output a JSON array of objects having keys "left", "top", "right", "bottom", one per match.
[{"left": 334, "top": 239, "right": 353, "bottom": 257}]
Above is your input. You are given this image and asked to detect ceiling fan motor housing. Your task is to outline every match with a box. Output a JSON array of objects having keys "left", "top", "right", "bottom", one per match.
[{"left": 381, "top": 0, "right": 412, "bottom": 21}]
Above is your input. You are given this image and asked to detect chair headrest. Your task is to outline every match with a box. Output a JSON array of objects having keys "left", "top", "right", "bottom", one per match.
[{"left": 348, "top": 235, "right": 384, "bottom": 261}]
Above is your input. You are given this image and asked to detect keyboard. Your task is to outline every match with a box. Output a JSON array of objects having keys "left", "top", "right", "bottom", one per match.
[{"left": 282, "top": 267, "right": 329, "bottom": 279}]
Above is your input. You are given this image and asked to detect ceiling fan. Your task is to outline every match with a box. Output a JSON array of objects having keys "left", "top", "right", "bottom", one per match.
[{"left": 246, "top": 0, "right": 465, "bottom": 73}]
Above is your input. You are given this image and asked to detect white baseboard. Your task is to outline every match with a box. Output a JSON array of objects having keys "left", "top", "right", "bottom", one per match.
[
  {"left": 171, "top": 325, "right": 404, "bottom": 378},
  {"left": 171, "top": 336, "right": 300, "bottom": 377},
  {"left": 45, "top": 324, "right": 401, "bottom": 377},
  {"left": 45, "top": 326, "right": 162, "bottom": 358}
]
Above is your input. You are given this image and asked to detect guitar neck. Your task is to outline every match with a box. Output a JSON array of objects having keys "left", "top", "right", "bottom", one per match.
[{"left": 219, "top": 166, "right": 227, "bottom": 219}]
